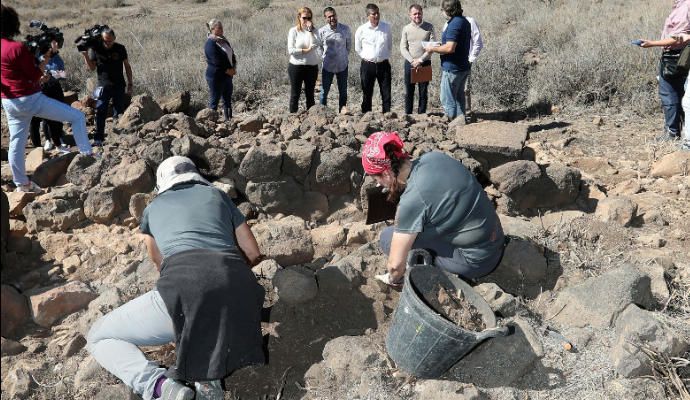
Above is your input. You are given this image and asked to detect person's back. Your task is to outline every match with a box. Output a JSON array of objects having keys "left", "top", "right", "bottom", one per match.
[
  {"left": 140, "top": 183, "right": 244, "bottom": 260},
  {"left": 1, "top": 38, "right": 41, "bottom": 99},
  {"left": 398, "top": 151, "right": 501, "bottom": 258}
]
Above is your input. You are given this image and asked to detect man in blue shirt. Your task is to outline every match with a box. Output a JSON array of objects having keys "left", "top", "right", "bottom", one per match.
[
  {"left": 318, "top": 7, "right": 351, "bottom": 112},
  {"left": 424, "top": 0, "right": 471, "bottom": 121}
]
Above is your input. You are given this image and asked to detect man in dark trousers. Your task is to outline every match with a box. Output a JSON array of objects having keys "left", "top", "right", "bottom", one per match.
[
  {"left": 355, "top": 3, "right": 393, "bottom": 113},
  {"left": 87, "top": 156, "right": 265, "bottom": 400},
  {"left": 81, "top": 27, "right": 133, "bottom": 146}
]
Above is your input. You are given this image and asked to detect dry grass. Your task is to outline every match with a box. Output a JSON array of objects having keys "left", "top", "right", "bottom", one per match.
[
  {"left": 639, "top": 344, "right": 690, "bottom": 400},
  {"left": 5, "top": 0, "right": 674, "bottom": 114}
]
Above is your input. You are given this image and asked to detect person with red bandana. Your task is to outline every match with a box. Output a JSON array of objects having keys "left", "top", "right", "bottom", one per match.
[{"left": 361, "top": 131, "right": 505, "bottom": 288}]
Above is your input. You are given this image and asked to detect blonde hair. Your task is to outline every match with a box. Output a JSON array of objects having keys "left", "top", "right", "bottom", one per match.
[
  {"left": 295, "top": 7, "right": 313, "bottom": 32},
  {"left": 207, "top": 18, "right": 222, "bottom": 33}
]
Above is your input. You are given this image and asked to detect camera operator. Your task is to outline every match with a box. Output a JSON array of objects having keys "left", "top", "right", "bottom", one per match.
[
  {"left": 80, "top": 27, "right": 133, "bottom": 146},
  {"left": 30, "top": 39, "right": 69, "bottom": 152},
  {"left": 1, "top": 4, "right": 93, "bottom": 193}
]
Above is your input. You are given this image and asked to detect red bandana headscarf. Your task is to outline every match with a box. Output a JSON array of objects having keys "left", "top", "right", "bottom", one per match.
[{"left": 361, "top": 131, "right": 408, "bottom": 175}]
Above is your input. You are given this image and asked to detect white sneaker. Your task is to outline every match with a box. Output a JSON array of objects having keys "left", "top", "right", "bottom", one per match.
[
  {"left": 15, "top": 181, "right": 42, "bottom": 193},
  {"left": 43, "top": 141, "right": 54, "bottom": 151},
  {"left": 57, "top": 144, "right": 71, "bottom": 154},
  {"left": 160, "top": 378, "right": 194, "bottom": 400},
  {"left": 194, "top": 380, "right": 224, "bottom": 400}
]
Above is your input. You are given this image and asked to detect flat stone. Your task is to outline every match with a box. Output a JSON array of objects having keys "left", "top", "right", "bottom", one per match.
[
  {"left": 650, "top": 151, "right": 690, "bottom": 177},
  {"left": 29, "top": 281, "right": 98, "bottom": 327},
  {"left": 547, "top": 264, "right": 655, "bottom": 328},
  {"left": 7, "top": 192, "right": 37, "bottom": 217},
  {"left": 454, "top": 121, "right": 529, "bottom": 169},
  {"left": 1, "top": 337, "right": 27, "bottom": 357},
  {"left": 273, "top": 267, "right": 317, "bottom": 304},
  {"left": 25, "top": 147, "right": 44, "bottom": 173}
]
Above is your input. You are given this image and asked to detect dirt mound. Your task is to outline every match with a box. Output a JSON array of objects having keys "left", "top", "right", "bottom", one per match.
[{"left": 425, "top": 283, "right": 485, "bottom": 332}]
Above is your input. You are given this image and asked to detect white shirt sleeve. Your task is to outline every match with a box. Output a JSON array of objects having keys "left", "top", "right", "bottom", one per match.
[
  {"left": 468, "top": 17, "right": 483, "bottom": 63},
  {"left": 385, "top": 23, "right": 393, "bottom": 54},
  {"left": 287, "top": 27, "right": 301, "bottom": 56},
  {"left": 354, "top": 25, "right": 363, "bottom": 58}
]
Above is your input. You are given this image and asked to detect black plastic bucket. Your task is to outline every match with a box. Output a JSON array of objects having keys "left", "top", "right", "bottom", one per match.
[{"left": 385, "top": 265, "right": 510, "bottom": 378}]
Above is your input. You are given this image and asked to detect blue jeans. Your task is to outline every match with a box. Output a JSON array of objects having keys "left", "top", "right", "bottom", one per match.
[
  {"left": 440, "top": 69, "right": 470, "bottom": 120},
  {"left": 87, "top": 291, "right": 173, "bottom": 400},
  {"left": 95, "top": 85, "right": 126, "bottom": 142},
  {"left": 320, "top": 68, "right": 348, "bottom": 111},
  {"left": 680, "top": 75, "right": 690, "bottom": 145},
  {"left": 658, "top": 61, "right": 685, "bottom": 136},
  {"left": 207, "top": 74, "right": 233, "bottom": 119},
  {"left": 2, "top": 92, "right": 92, "bottom": 186}
]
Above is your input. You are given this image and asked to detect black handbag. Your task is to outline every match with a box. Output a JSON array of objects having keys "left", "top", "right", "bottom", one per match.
[
  {"left": 661, "top": 49, "right": 687, "bottom": 80},
  {"left": 678, "top": 45, "right": 690, "bottom": 70}
]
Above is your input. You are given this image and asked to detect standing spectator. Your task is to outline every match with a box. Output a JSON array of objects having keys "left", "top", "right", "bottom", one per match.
[
  {"left": 355, "top": 3, "right": 393, "bottom": 113},
  {"left": 81, "top": 27, "right": 133, "bottom": 146},
  {"left": 400, "top": 4, "right": 435, "bottom": 115},
  {"left": 204, "top": 19, "right": 236, "bottom": 121},
  {"left": 463, "top": 15, "right": 483, "bottom": 123},
  {"left": 673, "top": 32, "right": 690, "bottom": 150},
  {"left": 425, "top": 0, "right": 471, "bottom": 121},
  {"left": 318, "top": 7, "right": 351, "bottom": 112},
  {"left": 1, "top": 4, "right": 93, "bottom": 193},
  {"left": 30, "top": 42, "right": 69, "bottom": 152},
  {"left": 287, "top": 7, "right": 321, "bottom": 113},
  {"left": 639, "top": 0, "right": 690, "bottom": 142}
]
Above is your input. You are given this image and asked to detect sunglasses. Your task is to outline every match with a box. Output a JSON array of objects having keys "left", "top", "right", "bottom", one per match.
[{"left": 301, "top": 16, "right": 312, "bottom": 20}]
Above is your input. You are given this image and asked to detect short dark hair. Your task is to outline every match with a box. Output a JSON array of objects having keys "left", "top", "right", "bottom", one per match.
[
  {"left": 323, "top": 6, "right": 336, "bottom": 16},
  {"left": 365, "top": 3, "right": 379, "bottom": 15},
  {"left": 101, "top": 27, "right": 116, "bottom": 38},
  {"left": 441, "top": 0, "right": 463, "bottom": 17},
  {"left": 0, "top": 5, "right": 21, "bottom": 39},
  {"left": 409, "top": 4, "right": 423, "bottom": 12}
]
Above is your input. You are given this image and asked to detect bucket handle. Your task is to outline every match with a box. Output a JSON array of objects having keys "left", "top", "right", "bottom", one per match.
[
  {"left": 475, "top": 325, "right": 512, "bottom": 342},
  {"left": 407, "top": 248, "right": 433, "bottom": 268}
]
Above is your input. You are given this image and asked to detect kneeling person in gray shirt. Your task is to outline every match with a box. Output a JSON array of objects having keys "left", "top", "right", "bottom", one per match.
[{"left": 87, "top": 156, "right": 265, "bottom": 400}]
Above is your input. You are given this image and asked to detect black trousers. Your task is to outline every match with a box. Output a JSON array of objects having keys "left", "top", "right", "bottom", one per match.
[
  {"left": 30, "top": 81, "right": 65, "bottom": 147},
  {"left": 288, "top": 63, "right": 318, "bottom": 113},
  {"left": 404, "top": 60, "right": 431, "bottom": 114},
  {"left": 360, "top": 59, "right": 391, "bottom": 113}
]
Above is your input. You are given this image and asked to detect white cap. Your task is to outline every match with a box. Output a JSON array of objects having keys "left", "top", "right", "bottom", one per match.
[{"left": 155, "top": 156, "right": 210, "bottom": 194}]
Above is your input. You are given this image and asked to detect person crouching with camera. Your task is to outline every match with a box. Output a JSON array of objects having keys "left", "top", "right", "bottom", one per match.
[
  {"left": 1, "top": 5, "right": 94, "bottom": 193},
  {"left": 80, "top": 27, "right": 133, "bottom": 147}
]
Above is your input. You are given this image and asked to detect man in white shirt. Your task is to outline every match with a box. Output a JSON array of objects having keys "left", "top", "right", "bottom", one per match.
[
  {"left": 354, "top": 3, "right": 393, "bottom": 113},
  {"left": 464, "top": 16, "right": 483, "bottom": 123}
]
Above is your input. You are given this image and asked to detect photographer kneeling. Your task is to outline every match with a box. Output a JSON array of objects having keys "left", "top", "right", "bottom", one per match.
[
  {"left": 1, "top": 5, "right": 93, "bottom": 193},
  {"left": 80, "top": 27, "right": 133, "bottom": 147}
]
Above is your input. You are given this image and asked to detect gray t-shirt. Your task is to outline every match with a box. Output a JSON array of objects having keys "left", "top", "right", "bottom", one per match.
[
  {"left": 140, "top": 183, "right": 246, "bottom": 259},
  {"left": 395, "top": 152, "right": 502, "bottom": 262}
]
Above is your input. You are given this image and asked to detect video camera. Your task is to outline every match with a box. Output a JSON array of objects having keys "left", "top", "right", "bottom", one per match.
[
  {"left": 74, "top": 24, "right": 110, "bottom": 52},
  {"left": 24, "top": 20, "right": 64, "bottom": 59}
]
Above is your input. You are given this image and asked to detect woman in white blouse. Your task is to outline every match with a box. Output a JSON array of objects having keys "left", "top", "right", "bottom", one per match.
[{"left": 287, "top": 7, "right": 321, "bottom": 113}]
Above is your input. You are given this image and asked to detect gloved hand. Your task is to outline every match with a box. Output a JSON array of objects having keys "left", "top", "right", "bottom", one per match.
[{"left": 374, "top": 272, "right": 403, "bottom": 289}]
